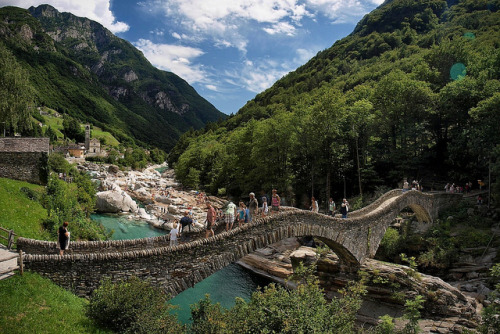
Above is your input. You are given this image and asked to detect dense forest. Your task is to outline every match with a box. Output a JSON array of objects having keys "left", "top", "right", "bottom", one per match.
[{"left": 169, "top": 0, "right": 500, "bottom": 207}]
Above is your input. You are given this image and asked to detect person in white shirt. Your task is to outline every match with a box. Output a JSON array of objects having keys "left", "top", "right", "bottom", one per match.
[{"left": 169, "top": 223, "right": 179, "bottom": 246}]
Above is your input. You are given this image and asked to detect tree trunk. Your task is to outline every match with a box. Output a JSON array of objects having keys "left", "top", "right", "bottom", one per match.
[{"left": 356, "top": 136, "right": 363, "bottom": 198}]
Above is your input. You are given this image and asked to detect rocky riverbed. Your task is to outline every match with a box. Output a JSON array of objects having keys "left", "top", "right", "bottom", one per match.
[
  {"left": 237, "top": 237, "right": 490, "bottom": 332},
  {"left": 79, "top": 162, "right": 226, "bottom": 232}
]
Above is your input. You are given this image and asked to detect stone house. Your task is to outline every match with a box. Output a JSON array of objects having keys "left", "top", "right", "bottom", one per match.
[
  {"left": 87, "top": 138, "right": 101, "bottom": 156},
  {"left": 68, "top": 144, "right": 85, "bottom": 158}
]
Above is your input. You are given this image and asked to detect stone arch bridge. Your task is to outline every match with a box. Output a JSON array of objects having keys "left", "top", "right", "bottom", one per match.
[{"left": 18, "top": 190, "right": 461, "bottom": 297}]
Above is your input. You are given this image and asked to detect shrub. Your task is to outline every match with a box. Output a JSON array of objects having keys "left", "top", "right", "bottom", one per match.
[
  {"left": 87, "top": 277, "right": 183, "bottom": 334},
  {"left": 378, "top": 227, "right": 401, "bottom": 259},
  {"left": 479, "top": 263, "right": 500, "bottom": 333},
  {"left": 20, "top": 186, "right": 40, "bottom": 201}
]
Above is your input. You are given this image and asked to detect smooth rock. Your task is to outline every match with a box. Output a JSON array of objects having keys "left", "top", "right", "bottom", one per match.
[{"left": 96, "top": 190, "right": 138, "bottom": 213}]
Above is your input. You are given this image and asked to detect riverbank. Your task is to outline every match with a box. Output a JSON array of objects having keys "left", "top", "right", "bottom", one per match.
[
  {"left": 237, "top": 237, "right": 482, "bottom": 332},
  {"left": 81, "top": 162, "right": 227, "bottom": 234}
]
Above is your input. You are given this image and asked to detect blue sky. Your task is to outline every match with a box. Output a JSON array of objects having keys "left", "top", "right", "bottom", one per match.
[{"left": 1, "top": 0, "right": 384, "bottom": 114}]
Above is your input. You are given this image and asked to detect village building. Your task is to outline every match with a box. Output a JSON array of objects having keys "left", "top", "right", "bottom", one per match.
[
  {"left": 68, "top": 144, "right": 85, "bottom": 158},
  {"left": 87, "top": 138, "right": 101, "bottom": 156}
]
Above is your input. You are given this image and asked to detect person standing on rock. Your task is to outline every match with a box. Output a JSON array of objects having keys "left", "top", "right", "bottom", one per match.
[
  {"left": 340, "top": 198, "right": 349, "bottom": 219},
  {"left": 225, "top": 201, "right": 237, "bottom": 231},
  {"left": 179, "top": 211, "right": 194, "bottom": 242},
  {"left": 205, "top": 202, "right": 216, "bottom": 238},
  {"left": 271, "top": 189, "right": 280, "bottom": 215},
  {"left": 58, "top": 221, "right": 70, "bottom": 256},
  {"left": 248, "top": 192, "right": 259, "bottom": 223}
]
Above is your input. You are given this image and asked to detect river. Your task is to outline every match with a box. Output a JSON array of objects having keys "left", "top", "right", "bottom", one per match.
[{"left": 92, "top": 213, "right": 269, "bottom": 324}]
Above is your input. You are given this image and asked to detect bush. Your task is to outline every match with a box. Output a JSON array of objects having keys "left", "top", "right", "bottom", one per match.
[
  {"left": 378, "top": 227, "right": 401, "bottom": 260},
  {"left": 87, "top": 277, "right": 183, "bottom": 334},
  {"left": 190, "top": 264, "right": 366, "bottom": 334},
  {"left": 20, "top": 186, "right": 40, "bottom": 201}
]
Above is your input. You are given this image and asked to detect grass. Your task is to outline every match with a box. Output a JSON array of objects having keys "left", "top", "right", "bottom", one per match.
[
  {"left": 40, "top": 107, "right": 120, "bottom": 147},
  {"left": 0, "top": 272, "right": 110, "bottom": 334},
  {"left": 0, "top": 178, "right": 50, "bottom": 243},
  {"left": 90, "top": 126, "right": 120, "bottom": 147},
  {"left": 41, "top": 114, "right": 64, "bottom": 139}
]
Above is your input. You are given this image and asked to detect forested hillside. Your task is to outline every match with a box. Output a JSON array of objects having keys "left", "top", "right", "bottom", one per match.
[
  {"left": 169, "top": 0, "right": 500, "bottom": 204},
  {"left": 0, "top": 5, "right": 225, "bottom": 151}
]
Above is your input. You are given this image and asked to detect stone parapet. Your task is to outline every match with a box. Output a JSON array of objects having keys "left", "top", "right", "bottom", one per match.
[{"left": 20, "top": 192, "right": 463, "bottom": 297}]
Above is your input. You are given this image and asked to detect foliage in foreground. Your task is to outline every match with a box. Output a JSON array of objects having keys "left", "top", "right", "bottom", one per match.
[
  {"left": 87, "top": 276, "right": 184, "bottom": 334},
  {"left": 190, "top": 264, "right": 367, "bottom": 333},
  {"left": 479, "top": 263, "right": 500, "bottom": 333},
  {"left": 0, "top": 272, "right": 109, "bottom": 334}
]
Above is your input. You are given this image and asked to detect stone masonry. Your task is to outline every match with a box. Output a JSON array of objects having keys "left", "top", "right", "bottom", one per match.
[
  {"left": 0, "top": 138, "right": 49, "bottom": 184},
  {"left": 19, "top": 190, "right": 462, "bottom": 297}
]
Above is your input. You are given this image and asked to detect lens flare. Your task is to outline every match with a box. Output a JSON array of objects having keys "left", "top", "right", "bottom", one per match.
[
  {"left": 463, "top": 32, "right": 475, "bottom": 40},
  {"left": 450, "top": 63, "right": 467, "bottom": 81}
]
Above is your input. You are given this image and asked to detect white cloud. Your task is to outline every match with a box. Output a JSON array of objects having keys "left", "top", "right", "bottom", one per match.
[
  {"left": 223, "top": 46, "right": 321, "bottom": 93},
  {"left": 3, "top": 0, "right": 129, "bottom": 33},
  {"left": 133, "top": 39, "right": 207, "bottom": 84},
  {"left": 306, "top": 0, "right": 378, "bottom": 23},
  {"left": 263, "top": 21, "right": 296, "bottom": 36},
  {"left": 150, "top": 28, "right": 164, "bottom": 36},
  {"left": 140, "top": 0, "right": 383, "bottom": 52},
  {"left": 205, "top": 84, "right": 218, "bottom": 91}
]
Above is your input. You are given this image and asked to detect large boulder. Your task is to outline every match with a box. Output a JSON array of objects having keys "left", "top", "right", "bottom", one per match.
[
  {"left": 96, "top": 190, "right": 138, "bottom": 213},
  {"left": 155, "top": 196, "right": 172, "bottom": 205},
  {"left": 133, "top": 187, "right": 152, "bottom": 203},
  {"left": 108, "top": 165, "right": 120, "bottom": 174}
]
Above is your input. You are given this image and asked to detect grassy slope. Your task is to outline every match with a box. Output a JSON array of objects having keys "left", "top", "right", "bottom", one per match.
[
  {"left": 40, "top": 107, "right": 120, "bottom": 147},
  {"left": 0, "top": 178, "right": 49, "bottom": 242},
  {"left": 0, "top": 272, "right": 110, "bottom": 334}
]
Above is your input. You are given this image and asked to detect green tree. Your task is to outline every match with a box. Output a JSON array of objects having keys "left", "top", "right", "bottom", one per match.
[
  {"left": 190, "top": 264, "right": 366, "bottom": 333},
  {"left": 0, "top": 43, "right": 34, "bottom": 134},
  {"left": 44, "top": 125, "right": 58, "bottom": 143},
  {"left": 62, "top": 116, "right": 85, "bottom": 142},
  {"left": 87, "top": 277, "right": 183, "bottom": 334}
]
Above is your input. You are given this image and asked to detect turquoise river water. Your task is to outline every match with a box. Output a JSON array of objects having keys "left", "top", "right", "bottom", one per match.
[{"left": 91, "top": 213, "right": 268, "bottom": 324}]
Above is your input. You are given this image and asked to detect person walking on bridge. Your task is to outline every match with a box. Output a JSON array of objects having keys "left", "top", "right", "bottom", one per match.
[
  {"left": 328, "top": 198, "right": 336, "bottom": 216},
  {"left": 225, "top": 200, "right": 237, "bottom": 231},
  {"left": 310, "top": 197, "right": 319, "bottom": 213},
  {"left": 271, "top": 189, "right": 280, "bottom": 215},
  {"left": 205, "top": 201, "right": 216, "bottom": 238},
  {"left": 248, "top": 192, "right": 259, "bottom": 222},
  {"left": 180, "top": 211, "right": 194, "bottom": 242},
  {"left": 58, "top": 221, "right": 70, "bottom": 256},
  {"left": 340, "top": 198, "right": 349, "bottom": 219}
]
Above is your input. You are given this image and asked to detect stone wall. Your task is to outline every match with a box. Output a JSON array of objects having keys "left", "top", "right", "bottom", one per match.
[
  {"left": 20, "top": 191, "right": 463, "bottom": 297},
  {"left": 0, "top": 138, "right": 49, "bottom": 184}
]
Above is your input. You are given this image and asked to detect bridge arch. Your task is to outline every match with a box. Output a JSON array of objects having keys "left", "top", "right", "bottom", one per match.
[{"left": 19, "top": 190, "right": 462, "bottom": 297}]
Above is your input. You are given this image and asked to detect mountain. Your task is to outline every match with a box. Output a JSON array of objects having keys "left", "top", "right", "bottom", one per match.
[
  {"left": 0, "top": 5, "right": 225, "bottom": 150},
  {"left": 169, "top": 0, "right": 500, "bottom": 201}
]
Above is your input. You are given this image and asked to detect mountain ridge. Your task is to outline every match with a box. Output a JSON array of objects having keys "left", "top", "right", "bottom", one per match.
[
  {"left": 168, "top": 0, "right": 500, "bottom": 201},
  {"left": 0, "top": 4, "right": 225, "bottom": 151}
]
